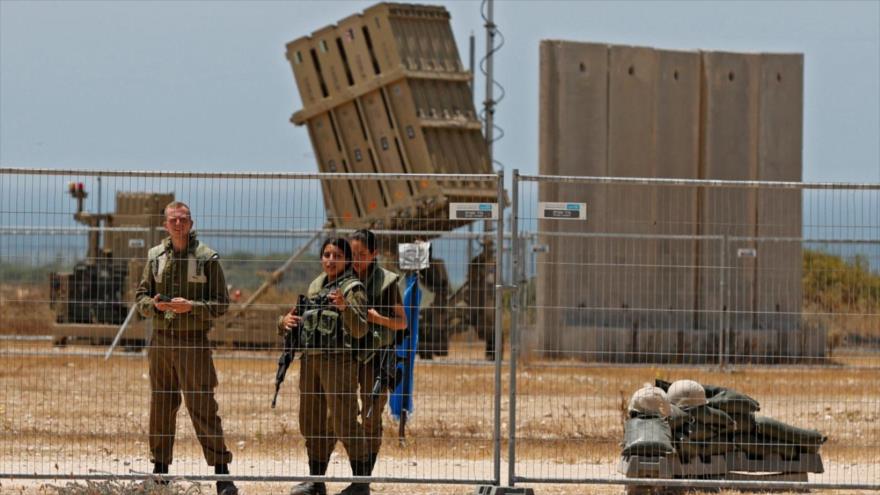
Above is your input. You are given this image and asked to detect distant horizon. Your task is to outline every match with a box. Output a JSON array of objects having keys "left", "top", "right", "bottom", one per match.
[{"left": 1, "top": 174, "right": 877, "bottom": 278}]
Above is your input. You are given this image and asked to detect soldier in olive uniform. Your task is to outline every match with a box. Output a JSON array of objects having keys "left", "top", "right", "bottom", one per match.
[
  {"left": 135, "top": 201, "right": 237, "bottom": 495},
  {"left": 278, "top": 237, "right": 371, "bottom": 495},
  {"left": 348, "top": 229, "right": 407, "bottom": 493}
]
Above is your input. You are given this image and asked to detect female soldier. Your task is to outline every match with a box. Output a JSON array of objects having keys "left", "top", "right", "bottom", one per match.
[
  {"left": 279, "top": 237, "right": 371, "bottom": 495},
  {"left": 346, "top": 229, "right": 408, "bottom": 494}
]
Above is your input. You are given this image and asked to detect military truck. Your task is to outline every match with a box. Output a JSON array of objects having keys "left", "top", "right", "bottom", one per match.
[
  {"left": 48, "top": 183, "right": 171, "bottom": 343},
  {"left": 48, "top": 184, "right": 290, "bottom": 349}
]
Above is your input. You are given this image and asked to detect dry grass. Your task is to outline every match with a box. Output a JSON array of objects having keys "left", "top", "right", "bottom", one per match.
[
  {"left": 39, "top": 480, "right": 209, "bottom": 494},
  {"left": 1, "top": 261, "right": 878, "bottom": 494},
  {"left": 2, "top": 481, "right": 878, "bottom": 495},
  {"left": 0, "top": 340, "right": 877, "bottom": 488},
  {"left": 0, "top": 285, "right": 55, "bottom": 334},
  {"left": 510, "top": 363, "right": 880, "bottom": 462},
  {"left": 804, "top": 303, "right": 880, "bottom": 353}
]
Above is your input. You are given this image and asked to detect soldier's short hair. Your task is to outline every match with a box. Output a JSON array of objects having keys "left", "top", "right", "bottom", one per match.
[
  {"left": 164, "top": 201, "right": 191, "bottom": 218},
  {"left": 350, "top": 229, "right": 377, "bottom": 253}
]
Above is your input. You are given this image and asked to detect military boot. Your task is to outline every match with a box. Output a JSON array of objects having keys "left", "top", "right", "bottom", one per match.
[
  {"left": 336, "top": 458, "right": 372, "bottom": 495},
  {"left": 289, "top": 460, "right": 328, "bottom": 495},
  {"left": 214, "top": 464, "right": 239, "bottom": 495},
  {"left": 151, "top": 462, "right": 170, "bottom": 486},
  {"left": 216, "top": 480, "right": 239, "bottom": 495}
]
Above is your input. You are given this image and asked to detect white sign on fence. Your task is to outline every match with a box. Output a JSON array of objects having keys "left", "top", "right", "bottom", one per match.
[
  {"left": 398, "top": 242, "right": 431, "bottom": 271},
  {"left": 737, "top": 248, "right": 758, "bottom": 258},
  {"left": 538, "top": 202, "right": 587, "bottom": 220},
  {"left": 449, "top": 203, "right": 498, "bottom": 220}
]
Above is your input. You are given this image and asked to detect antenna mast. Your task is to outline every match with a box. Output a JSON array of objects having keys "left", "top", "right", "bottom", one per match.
[{"left": 483, "top": 0, "right": 496, "bottom": 170}]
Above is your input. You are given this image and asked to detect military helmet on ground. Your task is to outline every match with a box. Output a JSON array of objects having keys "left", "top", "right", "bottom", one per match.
[
  {"left": 628, "top": 384, "right": 672, "bottom": 417},
  {"left": 667, "top": 379, "right": 708, "bottom": 408}
]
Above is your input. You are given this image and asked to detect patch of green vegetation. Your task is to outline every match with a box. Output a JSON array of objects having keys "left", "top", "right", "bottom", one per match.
[
  {"left": 803, "top": 249, "right": 880, "bottom": 314},
  {"left": 0, "top": 250, "right": 319, "bottom": 294},
  {"left": 0, "top": 261, "right": 66, "bottom": 284}
]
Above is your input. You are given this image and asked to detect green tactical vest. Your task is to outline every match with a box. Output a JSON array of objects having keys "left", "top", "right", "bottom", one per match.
[
  {"left": 300, "top": 272, "right": 363, "bottom": 351},
  {"left": 364, "top": 263, "right": 402, "bottom": 349},
  {"left": 148, "top": 240, "right": 217, "bottom": 286},
  {"left": 146, "top": 233, "right": 219, "bottom": 332}
]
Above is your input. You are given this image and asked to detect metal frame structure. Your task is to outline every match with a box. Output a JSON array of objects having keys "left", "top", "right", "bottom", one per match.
[
  {"left": 1, "top": 168, "right": 878, "bottom": 492},
  {"left": 507, "top": 171, "right": 880, "bottom": 491}
]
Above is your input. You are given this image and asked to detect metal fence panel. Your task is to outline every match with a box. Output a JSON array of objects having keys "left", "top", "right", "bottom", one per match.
[
  {"left": 510, "top": 173, "right": 880, "bottom": 490},
  {"left": 0, "top": 169, "right": 503, "bottom": 488},
  {"left": 3, "top": 168, "right": 879, "bottom": 492}
]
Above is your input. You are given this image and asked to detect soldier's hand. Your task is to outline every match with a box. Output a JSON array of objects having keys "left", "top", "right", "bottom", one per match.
[
  {"left": 366, "top": 308, "right": 382, "bottom": 324},
  {"left": 153, "top": 294, "right": 172, "bottom": 312},
  {"left": 282, "top": 313, "right": 302, "bottom": 331},
  {"left": 168, "top": 297, "right": 193, "bottom": 314},
  {"left": 329, "top": 289, "right": 347, "bottom": 311}
]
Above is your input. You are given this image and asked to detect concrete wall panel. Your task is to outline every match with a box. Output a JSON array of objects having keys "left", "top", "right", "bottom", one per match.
[
  {"left": 756, "top": 54, "right": 804, "bottom": 333},
  {"left": 560, "top": 325, "right": 634, "bottom": 362},
  {"left": 536, "top": 41, "right": 804, "bottom": 361},
  {"left": 537, "top": 41, "right": 608, "bottom": 355},
  {"left": 680, "top": 329, "right": 719, "bottom": 364},
  {"left": 732, "top": 329, "right": 780, "bottom": 362},
  {"left": 699, "top": 52, "right": 760, "bottom": 331},
  {"left": 607, "top": 46, "right": 658, "bottom": 327},
  {"left": 635, "top": 328, "right": 682, "bottom": 363},
  {"left": 655, "top": 49, "right": 701, "bottom": 330}
]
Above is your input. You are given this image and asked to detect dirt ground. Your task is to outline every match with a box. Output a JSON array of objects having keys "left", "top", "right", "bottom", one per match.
[
  {"left": 3, "top": 480, "right": 880, "bottom": 495},
  {"left": 1, "top": 338, "right": 878, "bottom": 494}
]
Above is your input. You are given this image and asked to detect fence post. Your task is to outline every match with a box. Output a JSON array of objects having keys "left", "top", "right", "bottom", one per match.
[
  {"left": 719, "top": 235, "right": 728, "bottom": 368},
  {"left": 508, "top": 169, "right": 521, "bottom": 486},
  {"left": 492, "top": 168, "right": 505, "bottom": 486}
]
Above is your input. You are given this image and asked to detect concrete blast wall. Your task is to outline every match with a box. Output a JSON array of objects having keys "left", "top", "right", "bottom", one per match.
[{"left": 536, "top": 41, "right": 807, "bottom": 362}]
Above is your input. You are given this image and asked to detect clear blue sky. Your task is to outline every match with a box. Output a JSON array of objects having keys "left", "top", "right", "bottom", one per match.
[{"left": 1, "top": 0, "right": 878, "bottom": 182}]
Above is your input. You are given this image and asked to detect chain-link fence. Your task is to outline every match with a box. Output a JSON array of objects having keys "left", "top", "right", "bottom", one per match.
[
  {"left": 0, "top": 169, "right": 505, "bottom": 489},
  {"left": 509, "top": 172, "right": 880, "bottom": 491},
  {"left": 2, "top": 168, "right": 879, "bottom": 492}
]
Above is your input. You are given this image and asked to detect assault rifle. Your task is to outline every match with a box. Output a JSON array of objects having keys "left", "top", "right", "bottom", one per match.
[
  {"left": 271, "top": 294, "right": 307, "bottom": 408},
  {"left": 364, "top": 343, "right": 402, "bottom": 419}
]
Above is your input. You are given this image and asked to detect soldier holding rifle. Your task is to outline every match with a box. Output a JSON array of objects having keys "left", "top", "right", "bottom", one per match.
[{"left": 277, "top": 237, "right": 371, "bottom": 495}]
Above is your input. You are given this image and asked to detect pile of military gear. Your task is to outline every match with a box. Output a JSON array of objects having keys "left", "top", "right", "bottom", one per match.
[
  {"left": 622, "top": 386, "right": 676, "bottom": 458},
  {"left": 655, "top": 378, "right": 827, "bottom": 463},
  {"left": 620, "top": 379, "right": 826, "bottom": 484}
]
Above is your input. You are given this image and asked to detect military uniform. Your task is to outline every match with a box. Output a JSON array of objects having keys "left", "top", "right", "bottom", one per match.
[
  {"left": 135, "top": 232, "right": 232, "bottom": 468},
  {"left": 278, "top": 270, "right": 371, "bottom": 470},
  {"left": 357, "top": 263, "right": 402, "bottom": 458}
]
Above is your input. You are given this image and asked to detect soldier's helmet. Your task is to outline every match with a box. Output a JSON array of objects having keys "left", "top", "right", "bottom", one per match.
[
  {"left": 628, "top": 385, "right": 672, "bottom": 417},
  {"left": 667, "top": 379, "right": 708, "bottom": 408}
]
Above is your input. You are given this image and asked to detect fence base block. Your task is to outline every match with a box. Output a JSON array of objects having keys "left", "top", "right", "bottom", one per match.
[
  {"left": 673, "top": 454, "right": 728, "bottom": 477},
  {"left": 618, "top": 455, "right": 675, "bottom": 478},
  {"left": 619, "top": 454, "right": 729, "bottom": 479},
  {"left": 625, "top": 486, "right": 668, "bottom": 495},
  {"left": 474, "top": 487, "right": 535, "bottom": 495},
  {"left": 726, "top": 451, "right": 824, "bottom": 474},
  {"left": 726, "top": 471, "right": 809, "bottom": 482}
]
